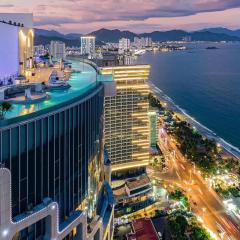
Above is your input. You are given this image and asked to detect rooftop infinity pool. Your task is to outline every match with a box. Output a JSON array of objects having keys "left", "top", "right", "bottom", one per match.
[{"left": 1, "top": 60, "right": 111, "bottom": 127}]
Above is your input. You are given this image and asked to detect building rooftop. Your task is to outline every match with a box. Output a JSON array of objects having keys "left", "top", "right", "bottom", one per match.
[
  {"left": 127, "top": 218, "right": 159, "bottom": 240},
  {"left": 113, "top": 185, "right": 127, "bottom": 201},
  {"left": 113, "top": 175, "right": 152, "bottom": 201},
  {"left": 126, "top": 175, "right": 151, "bottom": 190},
  {"left": 0, "top": 60, "right": 112, "bottom": 127}
]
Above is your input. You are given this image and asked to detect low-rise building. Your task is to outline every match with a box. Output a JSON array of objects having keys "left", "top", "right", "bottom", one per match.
[
  {"left": 127, "top": 218, "right": 159, "bottom": 240},
  {"left": 113, "top": 175, "right": 154, "bottom": 217}
]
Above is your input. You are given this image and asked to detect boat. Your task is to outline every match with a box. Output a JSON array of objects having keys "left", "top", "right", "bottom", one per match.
[{"left": 206, "top": 46, "right": 218, "bottom": 50}]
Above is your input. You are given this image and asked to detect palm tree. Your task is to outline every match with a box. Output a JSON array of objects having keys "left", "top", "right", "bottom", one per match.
[{"left": 0, "top": 102, "right": 13, "bottom": 120}]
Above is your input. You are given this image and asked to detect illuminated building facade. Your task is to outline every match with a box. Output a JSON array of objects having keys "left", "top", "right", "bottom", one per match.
[
  {"left": 81, "top": 36, "right": 96, "bottom": 58},
  {"left": 0, "top": 13, "right": 34, "bottom": 84},
  {"left": 118, "top": 38, "right": 130, "bottom": 54},
  {"left": 0, "top": 61, "right": 115, "bottom": 240},
  {"left": 50, "top": 41, "right": 66, "bottom": 60},
  {"left": 101, "top": 65, "right": 151, "bottom": 172},
  {"left": 148, "top": 108, "right": 158, "bottom": 148},
  {"left": 133, "top": 37, "right": 152, "bottom": 49}
]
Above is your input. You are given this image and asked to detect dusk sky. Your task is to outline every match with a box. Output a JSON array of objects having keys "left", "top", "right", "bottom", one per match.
[{"left": 1, "top": 0, "right": 240, "bottom": 33}]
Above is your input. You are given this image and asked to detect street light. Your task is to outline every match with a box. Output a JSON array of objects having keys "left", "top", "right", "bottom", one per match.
[
  {"left": 189, "top": 170, "right": 193, "bottom": 185},
  {"left": 192, "top": 162, "right": 196, "bottom": 174}
]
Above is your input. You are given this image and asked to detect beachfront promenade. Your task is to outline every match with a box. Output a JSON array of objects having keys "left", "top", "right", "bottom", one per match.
[{"left": 150, "top": 83, "right": 240, "bottom": 160}]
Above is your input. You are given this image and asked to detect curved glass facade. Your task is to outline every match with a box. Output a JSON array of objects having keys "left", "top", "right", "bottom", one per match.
[{"left": 0, "top": 84, "right": 104, "bottom": 239}]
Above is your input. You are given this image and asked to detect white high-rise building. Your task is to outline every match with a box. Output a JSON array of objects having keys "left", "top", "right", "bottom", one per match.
[
  {"left": 134, "top": 37, "right": 152, "bottom": 49},
  {"left": 118, "top": 38, "right": 130, "bottom": 54},
  {"left": 50, "top": 41, "right": 66, "bottom": 60},
  {"left": 145, "top": 37, "right": 152, "bottom": 47},
  {"left": 81, "top": 36, "right": 96, "bottom": 58}
]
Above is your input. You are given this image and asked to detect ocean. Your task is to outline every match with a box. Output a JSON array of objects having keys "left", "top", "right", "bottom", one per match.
[{"left": 135, "top": 43, "right": 240, "bottom": 149}]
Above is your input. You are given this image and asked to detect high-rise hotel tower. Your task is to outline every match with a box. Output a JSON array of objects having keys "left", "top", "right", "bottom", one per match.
[
  {"left": 0, "top": 59, "right": 115, "bottom": 240},
  {"left": 101, "top": 65, "right": 151, "bottom": 173}
]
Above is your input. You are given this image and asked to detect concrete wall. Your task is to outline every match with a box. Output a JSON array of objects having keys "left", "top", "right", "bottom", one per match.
[{"left": 0, "top": 23, "right": 19, "bottom": 79}]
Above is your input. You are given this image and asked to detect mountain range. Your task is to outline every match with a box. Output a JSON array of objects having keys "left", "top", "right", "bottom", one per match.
[
  {"left": 200, "top": 27, "right": 240, "bottom": 38},
  {"left": 34, "top": 27, "right": 240, "bottom": 46}
]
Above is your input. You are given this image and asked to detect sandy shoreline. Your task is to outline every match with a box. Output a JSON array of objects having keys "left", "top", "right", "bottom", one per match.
[{"left": 150, "top": 83, "right": 240, "bottom": 160}]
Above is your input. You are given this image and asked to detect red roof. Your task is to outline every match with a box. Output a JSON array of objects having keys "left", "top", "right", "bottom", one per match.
[{"left": 127, "top": 218, "right": 159, "bottom": 240}]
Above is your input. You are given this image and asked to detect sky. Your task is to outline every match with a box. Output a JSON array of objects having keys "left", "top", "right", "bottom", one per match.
[{"left": 1, "top": 0, "right": 240, "bottom": 33}]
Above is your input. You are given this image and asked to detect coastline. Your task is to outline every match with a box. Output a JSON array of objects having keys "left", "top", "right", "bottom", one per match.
[{"left": 149, "top": 82, "right": 240, "bottom": 160}]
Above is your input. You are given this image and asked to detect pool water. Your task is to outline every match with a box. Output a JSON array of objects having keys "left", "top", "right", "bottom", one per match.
[{"left": 2, "top": 61, "right": 106, "bottom": 125}]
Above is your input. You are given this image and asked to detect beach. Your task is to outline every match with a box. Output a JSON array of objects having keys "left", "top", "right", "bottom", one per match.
[{"left": 150, "top": 82, "right": 240, "bottom": 160}]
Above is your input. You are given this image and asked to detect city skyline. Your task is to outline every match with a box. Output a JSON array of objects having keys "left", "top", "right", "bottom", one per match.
[
  {"left": 1, "top": 1, "right": 240, "bottom": 33},
  {"left": 1, "top": 8, "right": 240, "bottom": 240}
]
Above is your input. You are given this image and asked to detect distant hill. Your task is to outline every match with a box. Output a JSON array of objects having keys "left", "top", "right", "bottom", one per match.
[
  {"left": 35, "top": 29, "right": 82, "bottom": 46},
  {"left": 35, "top": 29, "right": 64, "bottom": 38},
  {"left": 35, "top": 35, "right": 81, "bottom": 47},
  {"left": 89, "top": 28, "right": 137, "bottom": 42},
  {"left": 89, "top": 28, "right": 240, "bottom": 42},
  {"left": 200, "top": 27, "right": 240, "bottom": 38},
  {"left": 190, "top": 31, "right": 240, "bottom": 42},
  {"left": 34, "top": 28, "right": 240, "bottom": 46},
  {"left": 140, "top": 30, "right": 189, "bottom": 42},
  {"left": 65, "top": 33, "right": 82, "bottom": 40}
]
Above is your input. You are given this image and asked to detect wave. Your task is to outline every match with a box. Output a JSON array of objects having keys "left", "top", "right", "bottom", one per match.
[
  {"left": 219, "top": 137, "right": 240, "bottom": 153},
  {"left": 176, "top": 106, "right": 215, "bottom": 135},
  {"left": 150, "top": 83, "right": 240, "bottom": 157}
]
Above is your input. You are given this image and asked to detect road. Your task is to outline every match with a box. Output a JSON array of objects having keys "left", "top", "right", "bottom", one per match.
[
  {"left": 148, "top": 135, "right": 240, "bottom": 240},
  {"left": 150, "top": 83, "right": 240, "bottom": 159}
]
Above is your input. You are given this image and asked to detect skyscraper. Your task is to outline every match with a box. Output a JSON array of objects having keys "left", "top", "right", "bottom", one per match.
[
  {"left": 101, "top": 65, "right": 151, "bottom": 173},
  {"left": 81, "top": 36, "right": 96, "bottom": 58},
  {"left": 133, "top": 37, "right": 152, "bottom": 49},
  {"left": 0, "top": 60, "right": 115, "bottom": 240},
  {"left": 118, "top": 38, "right": 131, "bottom": 54},
  {"left": 50, "top": 41, "right": 66, "bottom": 60}
]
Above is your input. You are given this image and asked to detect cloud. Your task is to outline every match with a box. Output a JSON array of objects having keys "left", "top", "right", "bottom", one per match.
[
  {"left": 4, "top": 0, "right": 240, "bottom": 32},
  {"left": 34, "top": 16, "right": 80, "bottom": 26},
  {"left": 0, "top": 4, "right": 14, "bottom": 8},
  {"left": 32, "top": 0, "right": 240, "bottom": 27},
  {"left": 55, "top": 0, "right": 240, "bottom": 21}
]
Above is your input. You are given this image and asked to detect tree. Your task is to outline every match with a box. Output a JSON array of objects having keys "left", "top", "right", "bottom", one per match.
[
  {"left": 169, "top": 190, "right": 184, "bottom": 200},
  {"left": 168, "top": 213, "right": 189, "bottom": 240},
  {"left": 176, "top": 215, "right": 188, "bottom": 234},
  {"left": 148, "top": 93, "right": 163, "bottom": 109},
  {"left": 0, "top": 102, "right": 13, "bottom": 119},
  {"left": 191, "top": 226, "right": 211, "bottom": 240}
]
